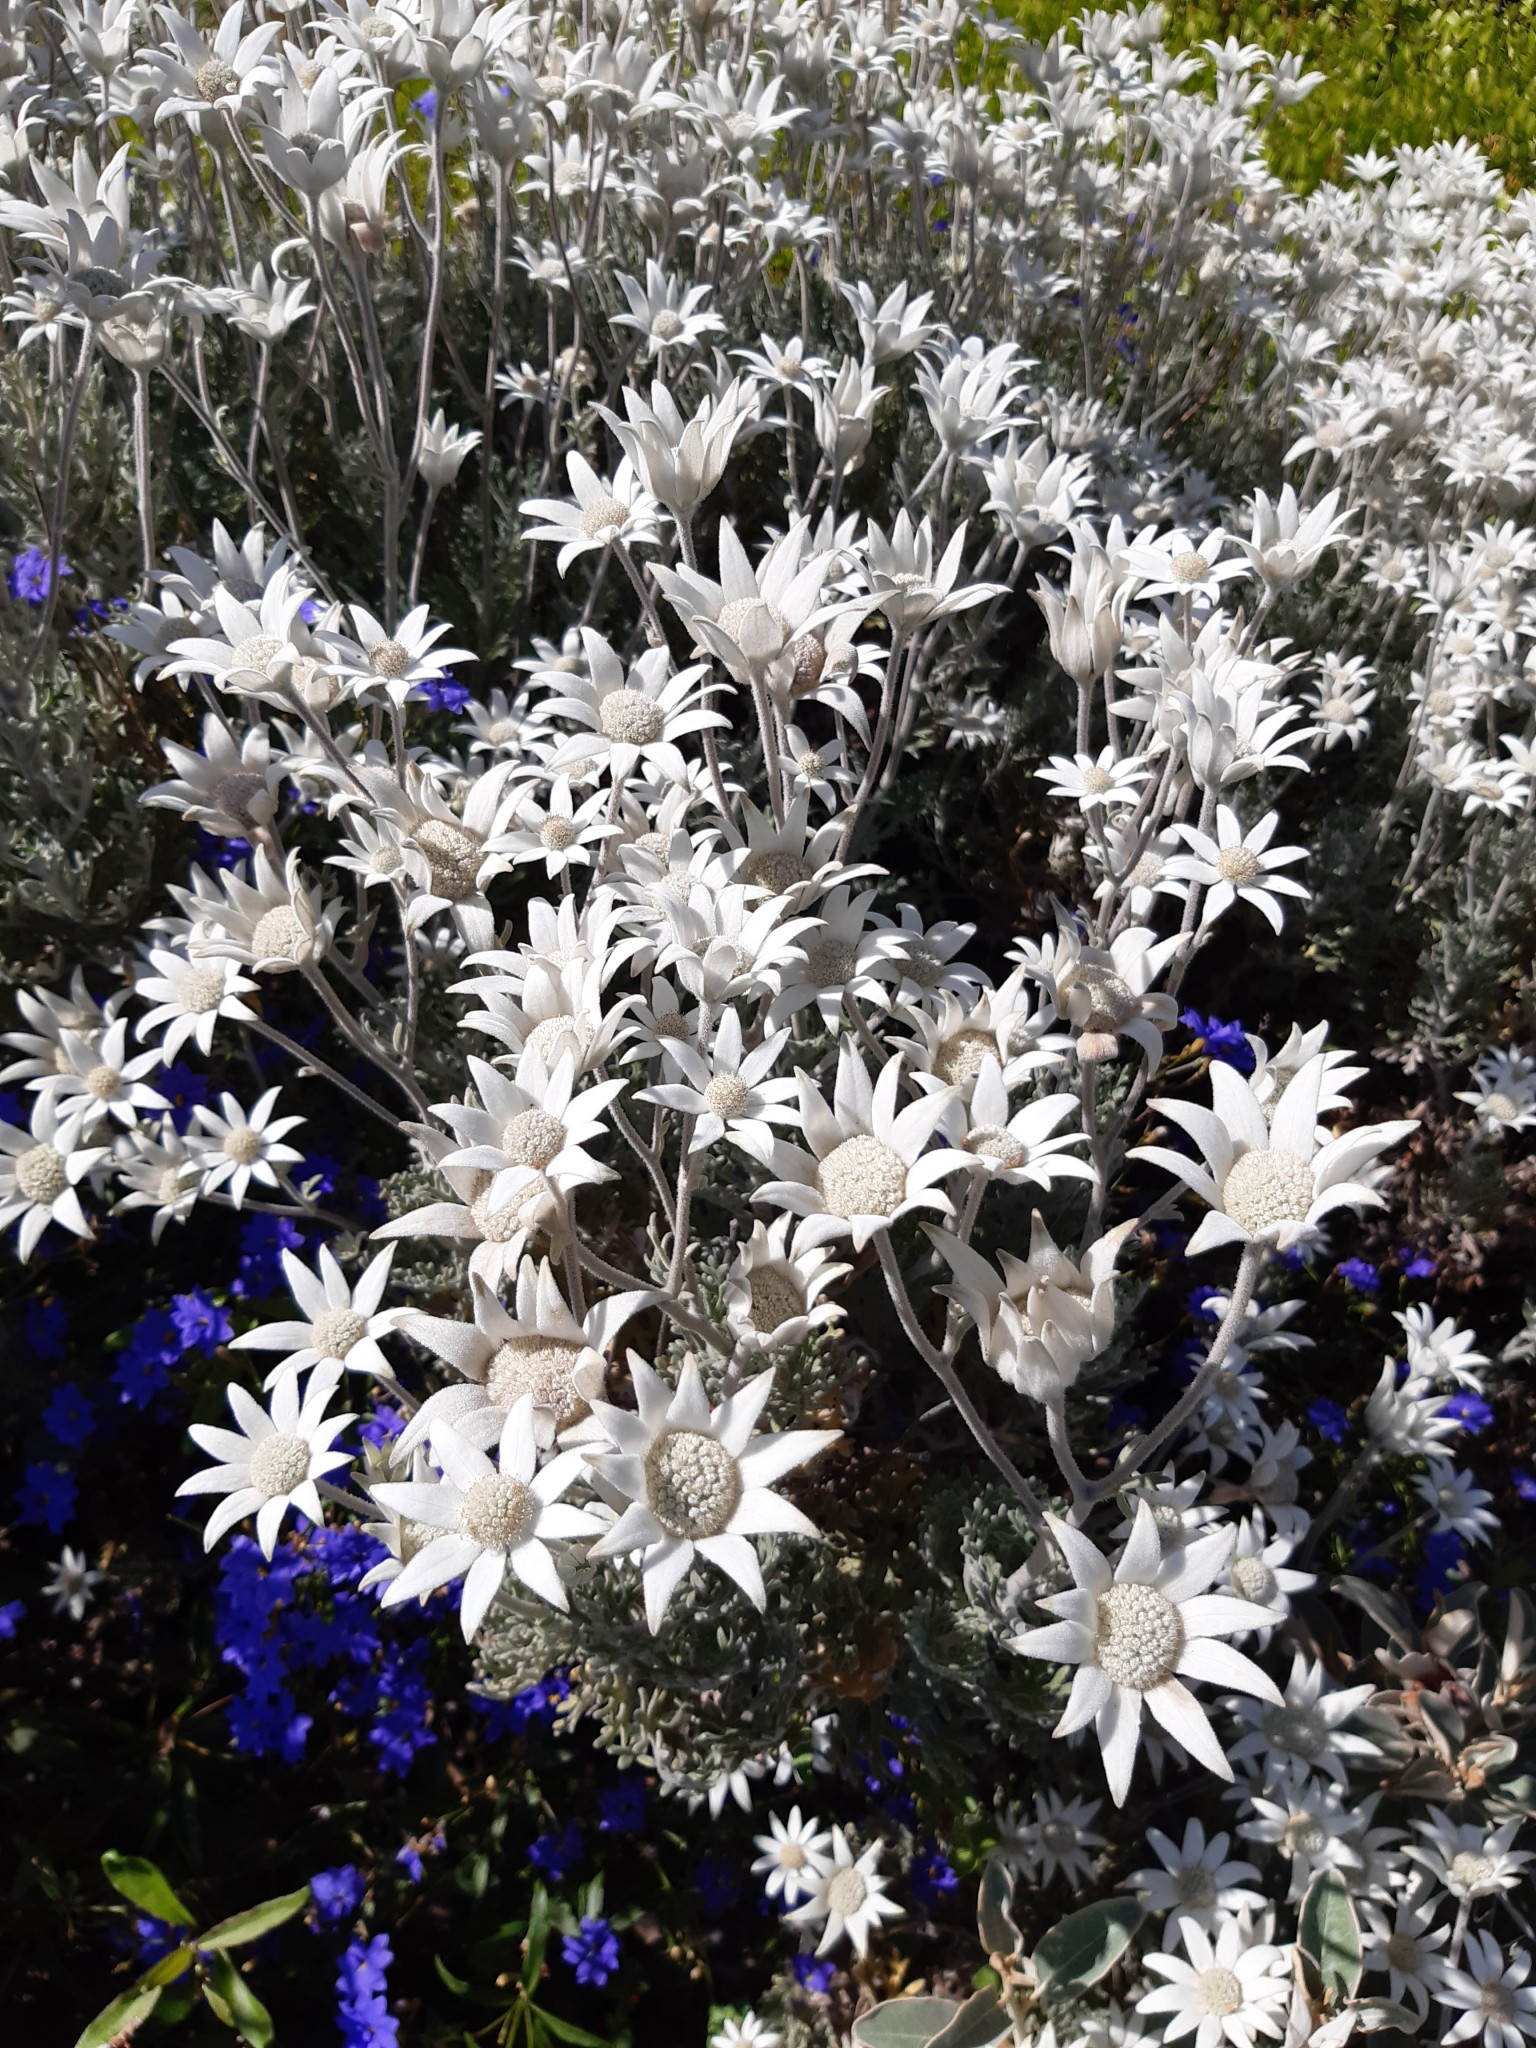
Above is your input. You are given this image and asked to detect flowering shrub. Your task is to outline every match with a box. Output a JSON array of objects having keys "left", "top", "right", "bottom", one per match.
[{"left": 1, "top": 2, "right": 1535, "bottom": 2045}]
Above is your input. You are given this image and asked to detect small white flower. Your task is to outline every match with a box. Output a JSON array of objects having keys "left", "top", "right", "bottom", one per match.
[
  {"left": 1128, "top": 1819, "right": 1264, "bottom": 1927},
  {"left": 1436, "top": 1933, "right": 1536, "bottom": 2048},
  {"left": 43, "top": 1544, "right": 105, "bottom": 1620},
  {"left": 187, "top": 1087, "right": 305, "bottom": 1207},
  {"left": 1361, "top": 1890, "right": 1449, "bottom": 2020},
  {"left": 783, "top": 1825, "right": 901, "bottom": 1957},
  {"left": 996, "top": 1789, "right": 1104, "bottom": 1887},
  {"left": 1162, "top": 806, "right": 1310, "bottom": 935},
  {"left": 37, "top": 1017, "right": 168, "bottom": 1132},
  {"left": 1225, "top": 1650, "right": 1378, "bottom": 1787},
  {"left": 751, "top": 1806, "right": 832, "bottom": 1906},
  {"left": 638, "top": 1007, "right": 798, "bottom": 1151},
  {"left": 1406, "top": 1812, "right": 1532, "bottom": 1903},
  {"left": 134, "top": 947, "right": 258, "bottom": 1062},
  {"left": 231, "top": 1244, "right": 399, "bottom": 1384},
  {"left": 0, "top": 1093, "right": 106, "bottom": 1259},
  {"left": 178, "top": 1372, "right": 354, "bottom": 1557},
  {"left": 1415, "top": 1460, "right": 1500, "bottom": 1543},
  {"left": 723, "top": 1216, "right": 849, "bottom": 1357},
  {"left": 1136, "top": 1915, "right": 1291, "bottom": 2048}
]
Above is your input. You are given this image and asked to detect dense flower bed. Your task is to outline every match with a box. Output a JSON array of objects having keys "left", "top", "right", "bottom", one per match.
[{"left": 1, "top": 2, "right": 1534, "bottom": 2046}]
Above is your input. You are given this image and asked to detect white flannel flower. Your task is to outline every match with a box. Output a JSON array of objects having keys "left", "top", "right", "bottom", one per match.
[
  {"left": 519, "top": 452, "right": 662, "bottom": 574},
  {"left": 783, "top": 1826, "right": 901, "bottom": 1957},
  {"left": 176, "top": 846, "right": 342, "bottom": 974},
  {"left": 37, "top": 1018, "right": 168, "bottom": 1132},
  {"left": 1406, "top": 1813, "right": 1532, "bottom": 1902},
  {"left": 433, "top": 1049, "right": 621, "bottom": 1213},
  {"left": 178, "top": 1373, "right": 354, "bottom": 1557},
  {"left": 1037, "top": 747, "right": 1152, "bottom": 814},
  {"left": 1415, "top": 1460, "right": 1499, "bottom": 1543},
  {"left": 938, "top": 1056, "right": 1092, "bottom": 1189},
  {"left": 141, "top": 713, "right": 284, "bottom": 837},
  {"left": 186, "top": 1087, "right": 305, "bottom": 1206},
  {"left": 610, "top": 258, "right": 723, "bottom": 358},
  {"left": 1141, "top": 1053, "right": 1417, "bottom": 1255},
  {"left": 539, "top": 631, "right": 726, "bottom": 784},
  {"left": 1127, "top": 1819, "right": 1264, "bottom": 1927},
  {"left": 711, "top": 2016, "right": 780, "bottom": 2048},
  {"left": 1360, "top": 1891, "right": 1449, "bottom": 2020},
  {"left": 751, "top": 1806, "right": 832, "bottom": 1906},
  {"left": 1225, "top": 1650, "right": 1378, "bottom": 1787},
  {"left": 1436, "top": 1934, "right": 1536, "bottom": 2048},
  {"left": 1238, "top": 485, "right": 1351, "bottom": 590},
  {"left": 585, "top": 1356, "right": 839, "bottom": 1633},
  {"left": 372, "top": 1400, "right": 604, "bottom": 1638},
  {"left": 595, "top": 376, "right": 757, "bottom": 520},
  {"left": 1455, "top": 1046, "right": 1536, "bottom": 1135},
  {"left": 995, "top": 1789, "right": 1104, "bottom": 1887},
  {"left": 111, "top": 1117, "right": 202, "bottom": 1242},
  {"left": 931, "top": 1214, "right": 1136, "bottom": 1402},
  {"left": 43, "top": 1544, "right": 105, "bottom": 1620},
  {"left": 231, "top": 1244, "right": 398, "bottom": 1385},
  {"left": 1162, "top": 808, "right": 1311, "bottom": 934},
  {"left": 1136, "top": 1915, "right": 1291, "bottom": 2048},
  {"left": 637, "top": 1008, "right": 798, "bottom": 1151},
  {"left": 723, "top": 1217, "right": 849, "bottom": 1357},
  {"left": 1397, "top": 1307, "right": 1488, "bottom": 1387},
  {"left": 1009, "top": 1504, "right": 1284, "bottom": 1806},
  {"left": 134, "top": 947, "right": 258, "bottom": 1061},
  {"left": 743, "top": 1041, "right": 968, "bottom": 1252},
  {"left": 1237, "top": 1780, "right": 1370, "bottom": 1900},
  {"left": 0, "top": 1094, "right": 106, "bottom": 1258}
]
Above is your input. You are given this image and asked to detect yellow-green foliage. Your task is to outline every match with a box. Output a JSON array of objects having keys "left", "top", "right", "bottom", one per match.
[{"left": 999, "top": 1, "right": 1536, "bottom": 188}]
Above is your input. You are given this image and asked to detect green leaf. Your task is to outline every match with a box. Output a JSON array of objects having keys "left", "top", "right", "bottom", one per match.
[
  {"left": 1298, "top": 1871, "right": 1363, "bottom": 2006},
  {"left": 200, "top": 1884, "right": 311, "bottom": 1949},
  {"left": 929, "top": 1988, "right": 1012, "bottom": 2048},
  {"left": 523, "top": 1882, "right": 551, "bottom": 1991},
  {"left": 977, "top": 1857, "right": 1020, "bottom": 1957},
  {"left": 139, "top": 1945, "right": 197, "bottom": 1989},
  {"left": 1352, "top": 2000, "right": 1422, "bottom": 2034},
  {"left": 205, "top": 1949, "right": 275, "bottom": 2048},
  {"left": 434, "top": 1953, "right": 472, "bottom": 1996},
  {"left": 100, "top": 1850, "right": 194, "bottom": 1925},
  {"left": 532, "top": 2007, "right": 616, "bottom": 2047},
  {"left": 74, "top": 1984, "right": 162, "bottom": 2048},
  {"left": 852, "top": 1997, "right": 962, "bottom": 2047},
  {"left": 1034, "top": 1897, "right": 1144, "bottom": 1997}
]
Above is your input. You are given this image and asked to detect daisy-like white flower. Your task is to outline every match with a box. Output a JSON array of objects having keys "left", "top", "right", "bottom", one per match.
[
  {"left": 186, "top": 1087, "right": 305, "bottom": 1207},
  {"left": 595, "top": 375, "right": 758, "bottom": 521},
  {"left": 610, "top": 258, "right": 723, "bottom": 359},
  {"left": 1140, "top": 1054, "right": 1417, "bottom": 1256},
  {"left": 231, "top": 1244, "right": 398, "bottom": 1384},
  {"left": 1017, "top": 923, "right": 1181, "bottom": 1067},
  {"left": 1225, "top": 1650, "right": 1378, "bottom": 1787},
  {"left": 652, "top": 516, "right": 841, "bottom": 685},
  {"left": 763, "top": 884, "right": 909, "bottom": 1030},
  {"left": 897, "top": 971, "right": 1069, "bottom": 1097},
  {"left": 1127, "top": 1819, "right": 1264, "bottom": 1927},
  {"left": 1397, "top": 1307, "right": 1488, "bottom": 1387},
  {"left": 931, "top": 1213, "right": 1136, "bottom": 1401},
  {"left": 372, "top": 1400, "right": 605, "bottom": 1639},
  {"left": 134, "top": 947, "right": 258, "bottom": 1061},
  {"left": 519, "top": 452, "right": 662, "bottom": 574},
  {"left": 995, "top": 1789, "right": 1104, "bottom": 1887},
  {"left": 504, "top": 779, "right": 617, "bottom": 879},
  {"left": 1237, "top": 1780, "right": 1369, "bottom": 1900},
  {"left": 637, "top": 1008, "right": 798, "bottom": 1151},
  {"left": 0, "top": 970, "right": 124, "bottom": 1084},
  {"left": 751, "top": 1806, "right": 832, "bottom": 1906},
  {"left": 1136, "top": 1915, "right": 1291, "bottom": 2048},
  {"left": 711, "top": 2016, "right": 780, "bottom": 2048},
  {"left": 937, "top": 1056, "right": 1092, "bottom": 1189},
  {"left": 433, "top": 1048, "right": 621, "bottom": 1214},
  {"left": 43, "top": 1543, "right": 105, "bottom": 1620},
  {"left": 742, "top": 1042, "right": 968, "bottom": 1252},
  {"left": 1009, "top": 1504, "right": 1283, "bottom": 1806},
  {"left": 1037, "top": 747, "right": 1152, "bottom": 813},
  {"left": 1360, "top": 1891, "right": 1450, "bottom": 2021},
  {"left": 539, "top": 630, "right": 726, "bottom": 784},
  {"left": 783, "top": 1827, "right": 901, "bottom": 1958},
  {"left": 0, "top": 1094, "right": 106, "bottom": 1258},
  {"left": 141, "top": 712, "right": 284, "bottom": 839},
  {"left": 111, "top": 1116, "right": 202, "bottom": 1241},
  {"left": 393, "top": 1261, "right": 657, "bottom": 1457},
  {"left": 1455, "top": 1045, "right": 1536, "bottom": 1135},
  {"left": 339, "top": 601, "right": 475, "bottom": 707},
  {"left": 1161, "top": 808, "right": 1310, "bottom": 935},
  {"left": 177, "top": 1373, "right": 354, "bottom": 1557},
  {"left": 1117, "top": 527, "right": 1251, "bottom": 606},
  {"left": 585, "top": 1356, "right": 839, "bottom": 1633},
  {"left": 176, "top": 846, "right": 342, "bottom": 974},
  {"left": 1415, "top": 1460, "right": 1500, "bottom": 1543},
  {"left": 1405, "top": 1812, "right": 1533, "bottom": 1903},
  {"left": 1223, "top": 1514, "right": 1314, "bottom": 1635},
  {"left": 723, "top": 1217, "right": 849, "bottom": 1357},
  {"left": 1436, "top": 1933, "right": 1536, "bottom": 2048},
  {"left": 37, "top": 1018, "right": 168, "bottom": 1132}
]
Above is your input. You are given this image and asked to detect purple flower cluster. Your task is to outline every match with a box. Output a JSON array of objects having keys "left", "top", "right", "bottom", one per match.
[
  {"left": 7, "top": 544, "right": 69, "bottom": 603},
  {"left": 1179, "top": 1009, "right": 1255, "bottom": 1070},
  {"left": 561, "top": 1915, "right": 620, "bottom": 1987},
  {"left": 336, "top": 1932, "right": 397, "bottom": 2048}
]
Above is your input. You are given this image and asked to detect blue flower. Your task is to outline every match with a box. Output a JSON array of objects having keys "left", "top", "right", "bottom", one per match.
[
  {"left": 0, "top": 1599, "right": 22, "bottom": 1638},
  {"left": 412, "top": 673, "right": 470, "bottom": 714},
  {"left": 529, "top": 1820, "right": 583, "bottom": 1881},
  {"left": 16, "top": 1461, "right": 77, "bottom": 1532},
  {"left": 1513, "top": 1470, "right": 1536, "bottom": 1503},
  {"left": 693, "top": 1852, "right": 740, "bottom": 1917},
  {"left": 8, "top": 545, "right": 69, "bottom": 603},
  {"left": 358, "top": 1404, "right": 404, "bottom": 1450},
  {"left": 1444, "top": 1391, "right": 1494, "bottom": 1435},
  {"left": 234, "top": 1213, "right": 316, "bottom": 1297},
  {"left": 43, "top": 1381, "right": 96, "bottom": 1449},
  {"left": 1179, "top": 1010, "right": 1254, "bottom": 1070},
  {"left": 1335, "top": 1258, "right": 1379, "bottom": 1293},
  {"left": 561, "top": 1915, "right": 620, "bottom": 1987},
  {"left": 311, "top": 1865, "right": 367, "bottom": 1927},
  {"left": 132, "top": 1914, "right": 179, "bottom": 1966},
  {"left": 792, "top": 1955, "right": 836, "bottom": 1993},
  {"left": 336, "top": 1933, "right": 398, "bottom": 2048},
  {"left": 1307, "top": 1398, "right": 1350, "bottom": 1445},
  {"left": 1399, "top": 1250, "right": 1437, "bottom": 1279},
  {"left": 909, "top": 1845, "right": 958, "bottom": 1914},
  {"left": 23, "top": 1298, "right": 69, "bottom": 1360},
  {"left": 394, "top": 1831, "right": 445, "bottom": 1884},
  {"left": 171, "top": 1288, "right": 233, "bottom": 1353},
  {"left": 413, "top": 87, "right": 439, "bottom": 122},
  {"left": 598, "top": 1777, "right": 647, "bottom": 1833},
  {"left": 1415, "top": 1530, "right": 1466, "bottom": 1612}
]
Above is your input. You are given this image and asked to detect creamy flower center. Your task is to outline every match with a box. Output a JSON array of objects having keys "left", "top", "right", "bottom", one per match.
[
  {"left": 632, "top": 830, "right": 668, "bottom": 862},
  {"left": 1264, "top": 1702, "right": 1326, "bottom": 1758},
  {"left": 15, "top": 1144, "right": 68, "bottom": 1204},
  {"left": 966, "top": 1124, "right": 1027, "bottom": 1168},
  {"left": 157, "top": 1165, "right": 187, "bottom": 1203},
  {"left": 369, "top": 639, "right": 413, "bottom": 679},
  {"left": 249, "top": 1431, "right": 311, "bottom": 1497},
  {"left": 85, "top": 1062, "right": 122, "bottom": 1099},
  {"left": 1284, "top": 1817, "right": 1328, "bottom": 1858},
  {"left": 1230, "top": 1555, "right": 1277, "bottom": 1606},
  {"left": 652, "top": 1010, "right": 688, "bottom": 1041},
  {"left": 746, "top": 1267, "right": 806, "bottom": 1334},
  {"left": 223, "top": 1124, "right": 265, "bottom": 1163},
  {"left": 777, "top": 1840, "right": 807, "bottom": 1868},
  {"left": 1092, "top": 1580, "right": 1184, "bottom": 1690},
  {"left": 790, "top": 634, "right": 827, "bottom": 694},
  {"left": 715, "top": 594, "right": 790, "bottom": 658},
  {"left": 311, "top": 1306, "right": 367, "bottom": 1359},
  {"left": 250, "top": 904, "right": 308, "bottom": 962},
  {"left": 1217, "top": 845, "right": 1262, "bottom": 885},
  {"left": 211, "top": 769, "right": 269, "bottom": 821},
  {"left": 797, "top": 749, "right": 824, "bottom": 776},
  {"left": 195, "top": 58, "right": 242, "bottom": 101},
  {"left": 802, "top": 936, "right": 857, "bottom": 988},
  {"left": 1173, "top": 1865, "right": 1217, "bottom": 1909},
  {"left": 1079, "top": 763, "right": 1114, "bottom": 794},
  {"left": 1313, "top": 420, "right": 1350, "bottom": 450},
  {"left": 1221, "top": 1146, "right": 1314, "bottom": 1235},
  {"left": 1450, "top": 1850, "right": 1495, "bottom": 1892},
  {"left": 525, "top": 1014, "right": 589, "bottom": 1064},
  {"left": 644, "top": 1427, "right": 742, "bottom": 1538},
  {"left": 598, "top": 688, "right": 665, "bottom": 745},
  {"left": 1070, "top": 964, "right": 1137, "bottom": 1030},
  {"left": 1040, "top": 1818, "right": 1076, "bottom": 1855},
  {"left": 815, "top": 1134, "right": 908, "bottom": 1218},
  {"left": 459, "top": 1471, "right": 536, "bottom": 1549},
  {"left": 704, "top": 1073, "right": 751, "bottom": 1117},
  {"left": 1321, "top": 695, "right": 1356, "bottom": 725},
  {"left": 400, "top": 1517, "right": 439, "bottom": 1562},
  {"left": 1170, "top": 550, "right": 1210, "bottom": 583},
  {"left": 1385, "top": 1932, "right": 1424, "bottom": 1973},
  {"left": 578, "top": 496, "right": 629, "bottom": 540},
  {"left": 649, "top": 308, "right": 685, "bottom": 339},
  {"left": 903, "top": 942, "right": 943, "bottom": 987},
  {"left": 539, "top": 816, "right": 577, "bottom": 851},
  {"left": 1482, "top": 1091, "right": 1519, "bottom": 1122},
  {"left": 413, "top": 818, "right": 483, "bottom": 900},
  {"left": 933, "top": 1028, "right": 996, "bottom": 1085},
  {"left": 501, "top": 1109, "right": 567, "bottom": 1168},
  {"left": 825, "top": 1866, "right": 868, "bottom": 1916},
  {"left": 367, "top": 842, "right": 403, "bottom": 875},
  {"left": 1194, "top": 1966, "right": 1243, "bottom": 2017},
  {"left": 486, "top": 718, "right": 520, "bottom": 745},
  {"left": 485, "top": 1335, "right": 585, "bottom": 1422},
  {"left": 740, "top": 848, "right": 813, "bottom": 895},
  {"left": 235, "top": 631, "right": 284, "bottom": 673},
  {"left": 1130, "top": 851, "right": 1166, "bottom": 887}
]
